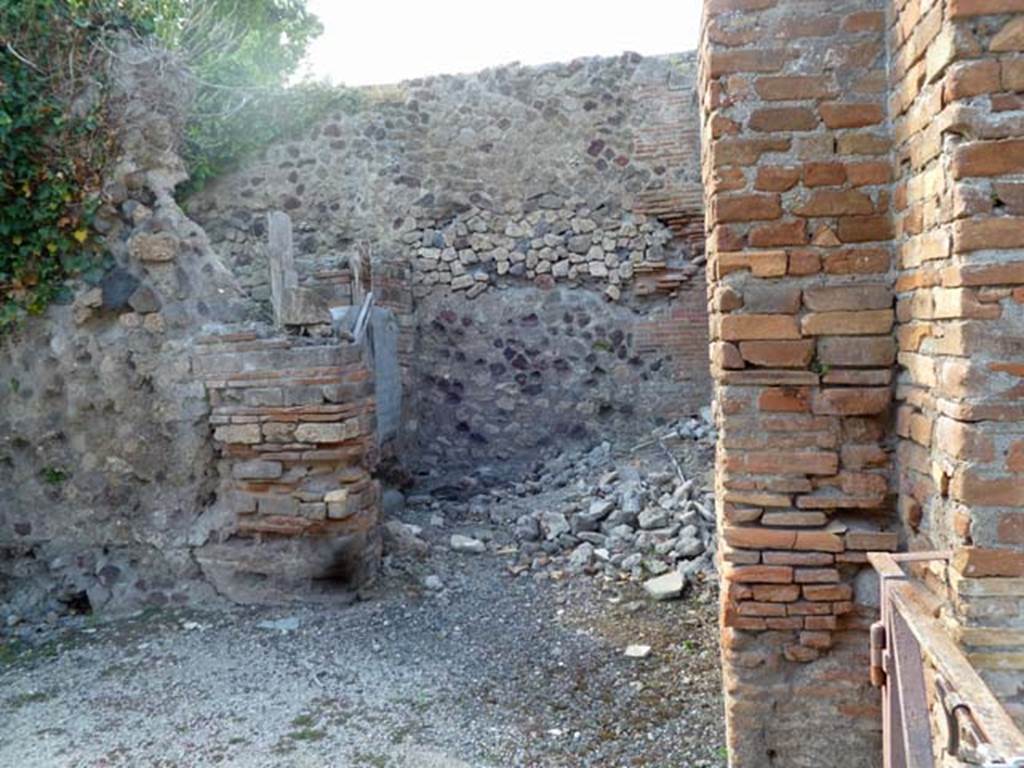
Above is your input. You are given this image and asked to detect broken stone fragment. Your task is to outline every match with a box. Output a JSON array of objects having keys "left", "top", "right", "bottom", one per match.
[
  {"left": 213, "top": 424, "right": 261, "bottom": 444},
  {"left": 294, "top": 421, "right": 359, "bottom": 444},
  {"left": 232, "top": 460, "right": 283, "bottom": 481},
  {"left": 450, "top": 534, "right": 486, "bottom": 554},
  {"left": 643, "top": 571, "right": 685, "bottom": 601},
  {"left": 128, "top": 231, "right": 178, "bottom": 263}
]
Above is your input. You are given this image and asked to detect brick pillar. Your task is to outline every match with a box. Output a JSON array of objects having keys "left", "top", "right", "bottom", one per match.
[
  {"left": 889, "top": 0, "right": 1024, "bottom": 726},
  {"left": 698, "top": 1, "right": 895, "bottom": 764}
]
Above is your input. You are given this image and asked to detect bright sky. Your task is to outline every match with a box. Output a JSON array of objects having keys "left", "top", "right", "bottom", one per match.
[{"left": 299, "top": 0, "right": 703, "bottom": 86}]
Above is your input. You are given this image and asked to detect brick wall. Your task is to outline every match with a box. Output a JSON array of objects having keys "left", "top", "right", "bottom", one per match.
[
  {"left": 699, "top": 0, "right": 1024, "bottom": 761},
  {"left": 699, "top": 0, "right": 896, "bottom": 763},
  {"left": 888, "top": 0, "right": 1024, "bottom": 724},
  {"left": 191, "top": 330, "right": 381, "bottom": 601}
]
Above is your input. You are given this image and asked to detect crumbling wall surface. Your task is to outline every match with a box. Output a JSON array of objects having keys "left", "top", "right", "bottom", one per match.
[
  {"left": 192, "top": 329, "right": 381, "bottom": 603},
  {"left": 190, "top": 54, "right": 712, "bottom": 473},
  {"left": 411, "top": 282, "right": 707, "bottom": 477},
  {"left": 698, "top": 0, "right": 895, "bottom": 764},
  {"left": 0, "top": 44, "right": 250, "bottom": 614},
  {"left": 889, "top": 0, "right": 1024, "bottom": 725},
  {"left": 701, "top": 0, "right": 1024, "bottom": 760}
]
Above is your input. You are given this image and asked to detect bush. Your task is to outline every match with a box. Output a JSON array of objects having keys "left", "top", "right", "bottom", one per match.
[{"left": 0, "top": 0, "right": 334, "bottom": 332}]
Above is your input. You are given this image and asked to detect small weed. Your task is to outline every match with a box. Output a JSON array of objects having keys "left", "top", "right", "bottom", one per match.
[
  {"left": 40, "top": 466, "right": 68, "bottom": 485},
  {"left": 353, "top": 752, "right": 389, "bottom": 768},
  {"left": 7, "top": 690, "right": 54, "bottom": 710},
  {"left": 287, "top": 727, "right": 327, "bottom": 742},
  {"left": 290, "top": 714, "right": 316, "bottom": 728}
]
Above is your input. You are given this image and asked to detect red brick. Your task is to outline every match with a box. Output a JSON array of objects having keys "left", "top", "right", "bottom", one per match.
[
  {"left": 749, "top": 219, "right": 808, "bottom": 247},
  {"left": 822, "top": 248, "right": 890, "bottom": 274},
  {"left": 796, "top": 190, "right": 875, "bottom": 217},
  {"left": 1004, "top": 59, "right": 1024, "bottom": 91},
  {"left": 751, "top": 584, "right": 802, "bottom": 602},
  {"left": 941, "top": 262, "right": 1024, "bottom": 287},
  {"left": 991, "top": 16, "right": 1024, "bottom": 50},
  {"left": 758, "top": 387, "right": 811, "bottom": 412},
  {"left": 737, "top": 601, "right": 788, "bottom": 617},
  {"left": 793, "top": 531, "right": 845, "bottom": 552},
  {"left": 794, "top": 568, "right": 840, "bottom": 583},
  {"left": 754, "top": 74, "right": 838, "bottom": 101},
  {"left": 953, "top": 547, "right": 1024, "bottom": 577},
  {"left": 718, "top": 250, "right": 789, "bottom": 277},
  {"left": 755, "top": 165, "right": 802, "bottom": 192},
  {"left": 819, "top": 102, "right": 885, "bottom": 128},
  {"left": 842, "top": 11, "right": 883, "bottom": 33},
  {"left": 802, "top": 284, "right": 891, "bottom": 312},
  {"left": 763, "top": 551, "right": 834, "bottom": 566},
  {"left": 750, "top": 107, "right": 819, "bottom": 132},
  {"left": 728, "top": 564, "right": 796, "bottom": 583},
  {"left": 946, "top": 0, "right": 1024, "bottom": 15},
  {"left": 709, "top": 49, "right": 791, "bottom": 76},
  {"left": 944, "top": 61, "right": 1001, "bottom": 101},
  {"left": 801, "top": 309, "right": 894, "bottom": 335},
  {"left": 787, "top": 600, "right": 833, "bottom": 615},
  {"left": 953, "top": 218, "right": 1024, "bottom": 252},
  {"left": 846, "top": 161, "right": 891, "bottom": 187},
  {"left": 837, "top": 215, "right": 894, "bottom": 243},
  {"left": 804, "top": 162, "right": 846, "bottom": 187},
  {"left": 951, "top": 469, "right": 1024, "bottom": 506},
  {"left": 713, "top": 137, "right": 792, "bottom": 166},
  {"left": 740, "top": 341, "right": 815, "bottom": 368},
  {"left": 804, "top": 615, "right": 838, "bottom": 630},
  {"left": 837, "top": 132, "right": 890, "bottom": 156},
  {"left": 803, "top": 584, "right": 854, "bottom": 601},
  {"left": 845, "top": 531, "right": 899, "bottom": 550},
  {"left": 812, "top": 388, "right": 891, "bottom": 416},
  {"left": 952, "top": 140, "right": 1024, "bottom": 179},
  {"left": 720, "top": 314, "right": 801, "bottom": 340},
  {"left": 725, "top": 450, "right": 839, "bottom": 475},
  {"left": 713, "top": 194, "right": 783, "bottom": 223}
]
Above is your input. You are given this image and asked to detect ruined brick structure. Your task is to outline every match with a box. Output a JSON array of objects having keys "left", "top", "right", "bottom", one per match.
[
  {"left": 191, "top": 54, "right": 712, "bottom": 480},
  {"left": 699, "top": 0, "right": 1024, "bottom": 763}
]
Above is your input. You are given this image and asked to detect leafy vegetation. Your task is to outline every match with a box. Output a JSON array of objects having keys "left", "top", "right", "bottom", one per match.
[{"left": 1, "top": 0, "right": 337, "bottom": 333}]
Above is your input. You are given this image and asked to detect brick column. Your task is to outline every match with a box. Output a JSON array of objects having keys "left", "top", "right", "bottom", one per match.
[
  {"left": 698, "top": 1, "right": 895, "bottom": 763},
  {"left": 889, "top": 0, "right": 1024, "bottom": 725}
]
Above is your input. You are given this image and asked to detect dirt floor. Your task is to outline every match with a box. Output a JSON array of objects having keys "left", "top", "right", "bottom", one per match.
[{"left": 1, "top": 447, "right": 725, "bottom": 768}]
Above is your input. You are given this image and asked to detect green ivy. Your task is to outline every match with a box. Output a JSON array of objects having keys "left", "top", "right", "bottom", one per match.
[
  {"left": 0, "top": 0, "right": 115, "bottom": 333},
  {"left": 0, "top": 0, "right": 332, "bottom": 333}
]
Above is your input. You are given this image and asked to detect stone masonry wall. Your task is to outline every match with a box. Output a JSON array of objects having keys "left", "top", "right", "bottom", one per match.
[
  {"left": 699, "top": 0, "right": 897, "bottom": 764},
  {"left": 192, "top": 329, "right": 381, "bottom": 603},
  {"left": 887, "top": 0, "right": 1024, "bottom": 725},
  {"left": 700, "top": 0, "right": 1024, "bottom": 763},
  {"left": 190, "top": 54, "right": 712, "bottom": 475}
]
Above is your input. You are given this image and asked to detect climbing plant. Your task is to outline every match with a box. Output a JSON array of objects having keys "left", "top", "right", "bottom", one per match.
[
  {"left": 0, "top": 0, "right": 117, "bottom": 333},
  {"left": 0, "top": 0, "right": 332, "bottom": 333}
]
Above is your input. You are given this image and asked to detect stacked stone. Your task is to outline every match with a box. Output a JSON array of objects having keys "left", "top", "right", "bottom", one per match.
[
  {"left": 404, "top": 206, "right": 700, "bottom": 302},
  {"left": 699, "top": 0, "right": 900, "bottom": 762},
  {"left": 194, "top": 330, "right": 380, "bottom": 545},
  {"left": 888, "top": 0, "right": 1024, "bottom": 722}
]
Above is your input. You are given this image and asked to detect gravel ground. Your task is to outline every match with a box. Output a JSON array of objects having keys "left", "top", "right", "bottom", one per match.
[{"left": 1, "top": 464, "right": 725, "bottom": 767}]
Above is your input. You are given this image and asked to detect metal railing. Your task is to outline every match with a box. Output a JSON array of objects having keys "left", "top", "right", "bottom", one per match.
[{"left": 868, "top": 551, "right": 1024, "bottom": 767}]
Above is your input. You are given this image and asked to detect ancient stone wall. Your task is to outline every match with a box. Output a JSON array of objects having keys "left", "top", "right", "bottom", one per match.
[
  {"left": 193, "top": 328, "right": 381, "bottom": 602},
  {"left": 0, "top": 45, "right": 256, "bottom": 612},
  {"left": 887, "top": 0, "right": 1024, "bottom": 726},
  {"left": 699, "top": 1, "right": 896, "bottom": 763},
  {"left": 190, "top": 53, "right": 712, "bottom": 476},
  {"left": 699, "top": 0, "right": 1024, "bottom": 763}
]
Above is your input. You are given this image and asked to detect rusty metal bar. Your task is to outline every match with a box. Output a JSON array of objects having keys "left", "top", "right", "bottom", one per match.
[
  {"left": 888, "top": 581, "right": 1024, "bottom": 758},
  {"left": 869, "top": 550, "right": 1024, "bottom": 768}
]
